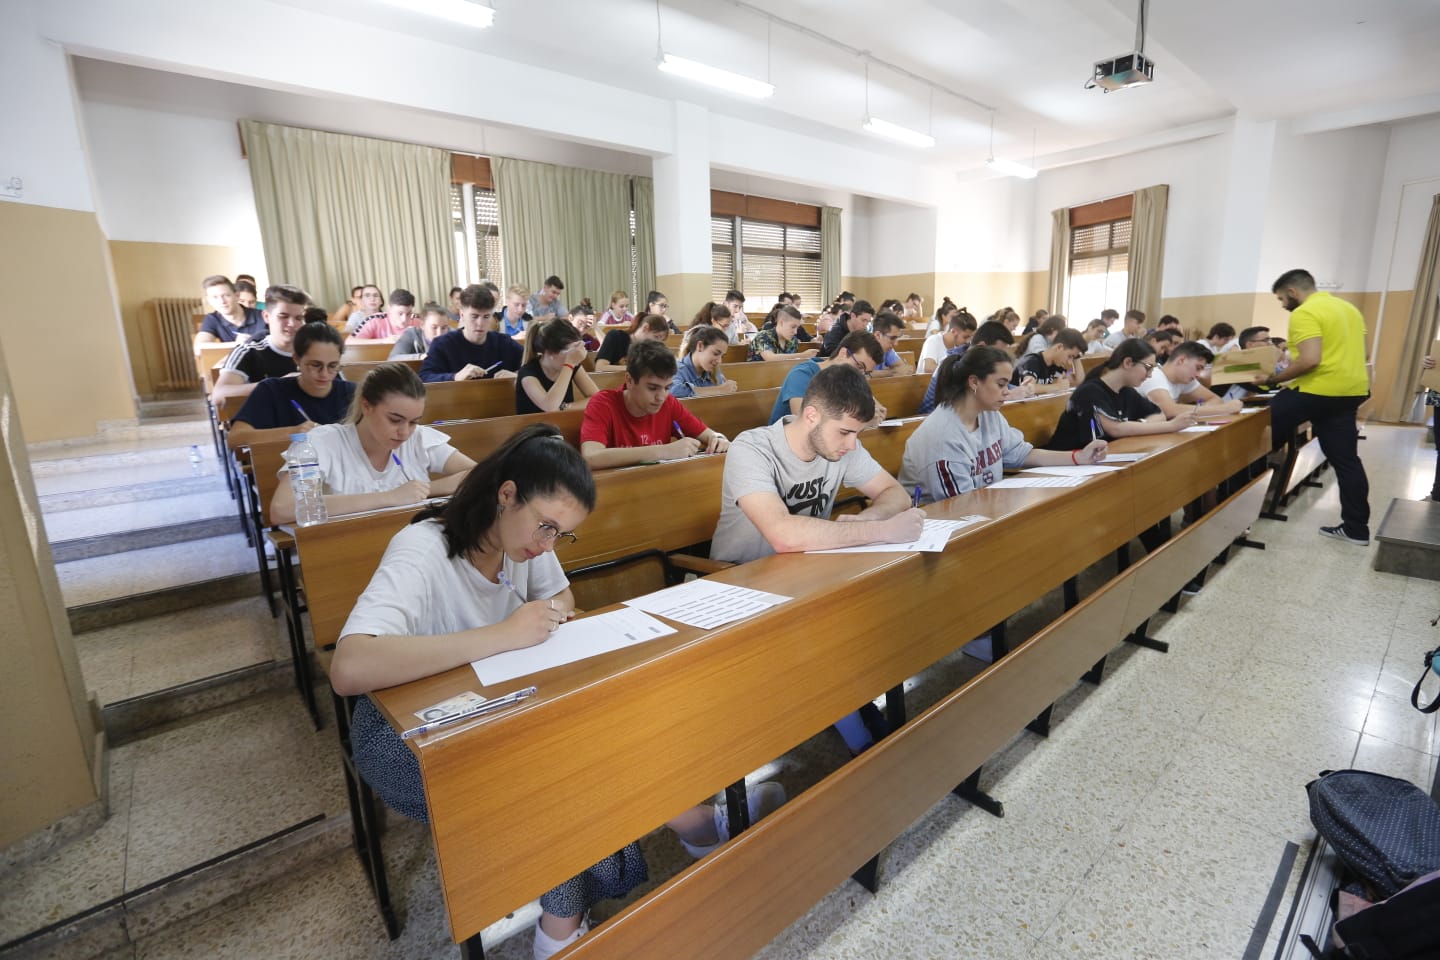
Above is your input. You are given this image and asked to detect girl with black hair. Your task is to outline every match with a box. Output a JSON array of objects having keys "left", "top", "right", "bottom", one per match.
[
  {"left": 899, "top": 346, "right": 1108, "bottom": 504},
  {"left": 332, "top": 424, "right": 781, "bottom": 958},
  {"left": 1044, "top": 338, "right": 1197, "bottom": 450}
]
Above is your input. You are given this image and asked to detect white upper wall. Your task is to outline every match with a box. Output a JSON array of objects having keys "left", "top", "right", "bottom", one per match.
[
  {"left": 1257, "top": 125, "right": 1389, "bottom": 293},
  {"left": 1367, "top": 114, "right": 1440, "bottom": 292}
]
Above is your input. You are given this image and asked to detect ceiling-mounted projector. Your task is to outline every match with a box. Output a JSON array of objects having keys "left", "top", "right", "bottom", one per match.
[
  {"left": 1086, "top": 0, "right": 1155, "bottom": 92},
  {"left": 1087, "top": 52, "right": 1154, "bottom": 92}
]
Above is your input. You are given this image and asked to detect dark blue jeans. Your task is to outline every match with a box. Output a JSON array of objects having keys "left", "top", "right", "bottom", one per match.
[{"left": 1269, "top": 389, "right": 1371, "bottom": 539}]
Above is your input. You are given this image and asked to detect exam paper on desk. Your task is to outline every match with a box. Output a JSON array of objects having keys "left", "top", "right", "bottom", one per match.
[
  {"left": 806, "top": 516, "right": 988, "bottom": 554},
  {"left": 1022, "top": 464, "right": 1124, "bottom": 477},
  {"left": 989, "top": 475, "right": 1089, "bottom": 489},
  {"left": 624, "top": 578, "right": 790, "bottom": 629},
  {"left": 471, "top": 608, "right": 677, "bottom": 686}
]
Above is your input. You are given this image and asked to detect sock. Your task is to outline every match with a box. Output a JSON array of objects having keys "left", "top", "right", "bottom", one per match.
[
  {"left": 533, "top": 918, "right": 587, "bottom": 960},
  {"left": 833, "top": 710, "right": 873, "bottom": 753}
]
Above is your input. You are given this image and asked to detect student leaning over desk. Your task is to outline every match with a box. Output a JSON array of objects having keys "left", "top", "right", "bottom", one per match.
[
  {"left": 900, "top": 346, "right": 1108, "bottom": 505},
  {"left": 670, "top": 325, "right": 737, "bottom": 399},
  {"left": 229, "top": 321, "right": 355, "bottom": 444},
  {"left": 268, "top": 363, "right": 476, "bottom": 525},
  {"left": 1044, "top": 338, "right": 1197, "bottom": 451},
  {"left": 711, "top": 365, "right": 924, "bottom": 755},
  {"left": 330, "top": 425, "right": 783, "bottom": 960},
  {"left": 579, "top": 339, "right": 729, "bottom": 469}
]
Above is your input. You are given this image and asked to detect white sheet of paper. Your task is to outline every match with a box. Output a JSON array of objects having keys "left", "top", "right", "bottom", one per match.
[
  {"left": 1241, "top": 407, "right": 1262, "bottom": 414},
  {"left": 471, "top": 608, "right": 677, "bottom": 686},
  {"left": 1022, "top": 465, "right": 1124, "bottom": 477},
  {"left": 1180, "top": 425, "right": 1221, "bottom": 433},
  {"left": 806, "top": 516, "right": 988, "bottom": 554},
  {"left": 1095, "top": 453, "right": 1147, "bottom": 463},
  {"left": 989, "top": 476, "right": 1089, "bottom": 489},
  {"left": 624, "top": 579, "right": 791, "bottom": 629}
]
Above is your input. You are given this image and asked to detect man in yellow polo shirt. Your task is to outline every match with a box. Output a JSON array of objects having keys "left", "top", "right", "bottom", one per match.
[{"left": 1264, "top": 268, "right": 1371, "bottom": 544}]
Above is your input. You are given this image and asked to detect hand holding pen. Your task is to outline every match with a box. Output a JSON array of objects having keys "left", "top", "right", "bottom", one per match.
[
  {"left": 386, "top": 454, "right": 431, "bottom": 505},
  {"left": 289, "top": 399, "right": 315, "bottom": 431}
]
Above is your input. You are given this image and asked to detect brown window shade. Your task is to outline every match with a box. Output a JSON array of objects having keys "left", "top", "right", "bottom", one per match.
[
  {"left": 1069, "top": 194, "right": 1133, "bottom": 229},
  {"left": 711, "top": 190, "right": 821, "bottom": 229},
  {"left": 451, "top": 154, "right": 494, "bottom": 190}
]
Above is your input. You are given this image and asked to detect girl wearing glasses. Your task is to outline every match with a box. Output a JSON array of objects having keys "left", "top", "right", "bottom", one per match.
[
  {"left": 332, "top": 423, "right": 784, "bottom": 959},
  {"left": 1044, "top": 338, "right": 1198, "bottom": 451},
  {"left": 268, "top": 362, "right": 476, "bottom": 525},
  {"left": 230, "top": 321, "right": 354, "bottom": 443}
]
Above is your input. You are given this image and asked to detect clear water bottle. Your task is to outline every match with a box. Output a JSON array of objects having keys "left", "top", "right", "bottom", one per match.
[
  {"left": 188, "top": 444, "right": 203, "bottom": 476},
  {"left": 284, "top": 433, "right": 328, "bottom": 527}
]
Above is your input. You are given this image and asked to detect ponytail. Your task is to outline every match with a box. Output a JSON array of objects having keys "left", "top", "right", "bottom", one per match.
[{"left": 934, "top": 346, "right": 1012, "bottom": 409}]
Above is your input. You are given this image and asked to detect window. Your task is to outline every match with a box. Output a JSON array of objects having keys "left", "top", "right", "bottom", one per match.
[
  {"left": 1067, "top": 219, "right": 1130, "bottom": 325},
  {"left": 711, "top": 216, "right": 823, "bottom": 309},
  {"left": 450, "top": 182, "right": 504, "bottom": 289}
]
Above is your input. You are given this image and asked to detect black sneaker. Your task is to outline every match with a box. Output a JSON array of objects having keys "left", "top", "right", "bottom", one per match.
[
  {"left": 1319, "top": 525, "right": 1369, "bottom": 546},
  {"left": 1181, "top": 577, "right": 1203, "bottom": 596}
]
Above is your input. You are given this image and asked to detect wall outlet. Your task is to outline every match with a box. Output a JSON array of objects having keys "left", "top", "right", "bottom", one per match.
[{"left": 1, "top": 177, "right": 22, "bottom": 198}]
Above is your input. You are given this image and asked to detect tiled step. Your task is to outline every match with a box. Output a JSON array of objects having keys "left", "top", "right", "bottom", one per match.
[
  {"left": 75, "top": 595, "right": 289, "bottom": 708},
  {"left": 58, "top": 534, "right": 259, "bottom": 613},
  {"left": 0, "top": 692, "right": 349, "bottom": 960},
  {"left": 44, "top": 490, "right": 239, "bottom": 543}
]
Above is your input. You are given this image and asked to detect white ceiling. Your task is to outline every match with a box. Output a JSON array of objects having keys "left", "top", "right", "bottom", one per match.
[
  {"left": 261, "top": 0, "right": 1440, "bottom": 166},
  {"left": 91, "top": 0, "right": 1440, "bottom": 171}
]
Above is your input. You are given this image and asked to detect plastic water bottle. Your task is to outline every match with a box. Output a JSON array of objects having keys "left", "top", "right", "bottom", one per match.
[
  {"left": 284, "top": 433, "right": 328, "bottom": 527},
  {"left": 188, "top": 444, "right": 203, "bottom": 476}
]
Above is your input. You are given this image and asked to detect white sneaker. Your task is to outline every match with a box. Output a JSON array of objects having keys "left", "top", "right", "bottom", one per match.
[
  {"left": 533, "top": 916, "right": 588, "bottom": 960},
  {"left": 681, "top": 781, "right": 786, "bottom": 858}
]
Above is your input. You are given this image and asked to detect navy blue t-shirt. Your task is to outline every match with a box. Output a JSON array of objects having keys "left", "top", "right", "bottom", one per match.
[
  {"left": 201, "top": 308, "right": 267, "bottom": 342},
  {"left": 230, "top": 376, "right": 356, "bottom": 430},
  {"left": 419, "top": 329, "right": 523, "bottom": 382}
]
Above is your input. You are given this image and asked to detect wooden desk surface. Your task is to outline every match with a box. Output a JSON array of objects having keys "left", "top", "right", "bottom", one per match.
[{"left": 367, "top": 410, "right": 1271, "bottom": 940}]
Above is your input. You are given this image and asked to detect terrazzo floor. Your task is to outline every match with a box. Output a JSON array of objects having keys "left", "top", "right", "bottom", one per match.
[{"left": 17, "top": 424, "right": 1440, "bottom": 960}]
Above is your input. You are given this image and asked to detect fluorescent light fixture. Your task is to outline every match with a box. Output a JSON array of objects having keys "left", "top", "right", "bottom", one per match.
[
  {"left": 862, "top": 117, "right": 935, "bottom": 149},
  {"left": 657, "top": 54, "right": 774, "bottom": 99},
  {"left": 986, "top": 156, "right": 1038, "bottom": 179},
  {"left": 376, "top": 0, "right": 494, "bottom": 28}
]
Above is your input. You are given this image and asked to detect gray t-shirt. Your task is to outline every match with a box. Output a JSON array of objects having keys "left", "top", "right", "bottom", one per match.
[
  {"left": 898, "top": 405, "right": 1033, "bottom": 504},
  {"left": 710, "top": 418, "right": 884, "bottom": 564},
  {"left": 528, "top": 293, "right": 569, "bottom": 320}
]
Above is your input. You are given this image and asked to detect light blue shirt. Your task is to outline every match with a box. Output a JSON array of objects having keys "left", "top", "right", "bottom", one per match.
[
  {"left": 877, "top": 347, "right": 903, "bottom": 370},
  {"left": 499, "top": 308, "right": 530, "bottom": 338},
  {"left": 670, "top": 354, "right": 726, "bottom": 399},
  {"left": 528, "top": 293, "right": 568, "bottom": 320}
]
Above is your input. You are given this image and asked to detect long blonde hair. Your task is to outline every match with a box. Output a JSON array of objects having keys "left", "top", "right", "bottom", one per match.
[{"left": 347, "top": 362, "right": 426, "bottom": 424}]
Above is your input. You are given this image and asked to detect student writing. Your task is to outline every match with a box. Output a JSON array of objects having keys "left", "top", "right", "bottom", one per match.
[
  {"left": 1139, "top": 340, "right": 1243, "bottom": 418},
  {"left": 330, "top": 425, "right": 781, "bottom": 959},
  {"left": 579, "top": 340, "right": 729, "bottom": 469},
  {"left": 899, "top": 347, "right": 1107, "bottom": 503},
  {"left": 1044, "top": 338, "right": 1197, "bottom": 450},
  {"left": 419, "top": 284, "right": 522, "bottom": 382},
  {"left": 268, "top": 363, "right": 476, "bottom": 524},
  {"left": 770, "top": 331, "right": 884, "bottom": 424},
  {"left": 670, "top": 325, "right": 737, "bottom": 399},
  {"left": 229, "top": 321, "right": 355, "bottom": 443}
]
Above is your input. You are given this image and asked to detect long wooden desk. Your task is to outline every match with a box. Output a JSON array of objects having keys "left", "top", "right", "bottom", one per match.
[{"left": 322, "top": 410, "right": 1271, "bottom": 951}]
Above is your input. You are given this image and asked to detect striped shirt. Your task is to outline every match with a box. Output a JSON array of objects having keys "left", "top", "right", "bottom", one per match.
[{"left": 220, "top": 337, "right": 296, "bottom": 383}]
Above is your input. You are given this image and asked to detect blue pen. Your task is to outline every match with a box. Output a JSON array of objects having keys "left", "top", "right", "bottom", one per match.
[
  {"left": 391, "top": 453, "right": 405, "bottom": 479},
  {"left": 1090, "top": 417, "right": 1100, "bottom": 441},
  {"left": 290, "top": 399, "right": 308, "bottom": 421},
  {"left": 912, "top": 485, "right": 923, "bottom": 508},
  {"left": 672, "top": 419, "right": 685, "bottom": 439}
]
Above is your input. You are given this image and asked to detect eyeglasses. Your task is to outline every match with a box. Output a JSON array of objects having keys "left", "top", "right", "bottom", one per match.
[
  {"left": 849, "top": 354, "right": 874, "bottom": 376},
  {"left": 523, "top": 501, "right": 578, "bottom": 546},
  {"left": 1140, "top": 361, "right": 1156, "bottom": 373}
]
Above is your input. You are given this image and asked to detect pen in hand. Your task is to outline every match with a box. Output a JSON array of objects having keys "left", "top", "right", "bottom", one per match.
[{"left": 912, "top": 485, "right": 923, "bottom": 508}]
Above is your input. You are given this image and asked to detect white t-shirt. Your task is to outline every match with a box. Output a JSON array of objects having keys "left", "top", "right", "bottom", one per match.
[
  {"left": 1022, "top": 333, "right": 1049, "bottom": 356},
  {"left": 1139, "top": 366, "right": 1202, "bottom": 402},
  {"left": 341, "top": 519, "right": 568, "bottom": 640},
  {"left": 919, "top": 332, "right": 951, "bottom": 371},
  {"left": 282, "top": 422, "right": 458, "bottom": 495}
]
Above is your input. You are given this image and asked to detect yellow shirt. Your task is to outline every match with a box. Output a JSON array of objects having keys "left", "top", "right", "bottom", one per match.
[{"left": 1286, "top": 292, "right": 1369, "bottom": 396}]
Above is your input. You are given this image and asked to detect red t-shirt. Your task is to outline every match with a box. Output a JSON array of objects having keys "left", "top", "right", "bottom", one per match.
[{"left": 579, "top": 388, "right": 707, "bottom": 448}]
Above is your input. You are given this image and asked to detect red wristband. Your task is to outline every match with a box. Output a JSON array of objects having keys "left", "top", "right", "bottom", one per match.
[{"left": 1071, "top": 449, "right": 1080, "bottom": 464}]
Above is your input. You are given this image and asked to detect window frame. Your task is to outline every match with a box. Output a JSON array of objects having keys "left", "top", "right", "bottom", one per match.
[{"left": 712, "top": 215, "right": 823, "bottom": 308}]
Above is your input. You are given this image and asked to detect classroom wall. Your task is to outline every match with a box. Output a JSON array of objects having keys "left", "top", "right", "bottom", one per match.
[
  {"left": 0, "top": 337, "right": 103, "bottom": 852},
  {"left": 0, "top": 11, "right": 136, "bottom": 441}
]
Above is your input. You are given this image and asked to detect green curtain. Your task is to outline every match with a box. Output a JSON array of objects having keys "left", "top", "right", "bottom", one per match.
[
  {"left": 492, "top": 156, "right": 641, "bottom": 311},
  {"left": 632, "top": 176, "right": 656, "bottom": 306},
  {"left": 239, "top": 120, "right": 451, "bottom": 312},
  {"left": 1127, "top": 184, "right": 1169, "bottom": 324},
  {"left": 821, "top": 206, "right": 842, "bottom": 305}
]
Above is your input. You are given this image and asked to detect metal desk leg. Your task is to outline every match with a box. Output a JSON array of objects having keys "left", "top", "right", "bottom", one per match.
[{"left": 953, "top": 767, "right": 1004, "bottom": 818}]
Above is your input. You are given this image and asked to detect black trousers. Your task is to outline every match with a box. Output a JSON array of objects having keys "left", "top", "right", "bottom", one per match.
[{"left": 1269, "top": 389, "right": 1371, "bottom": 539}]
